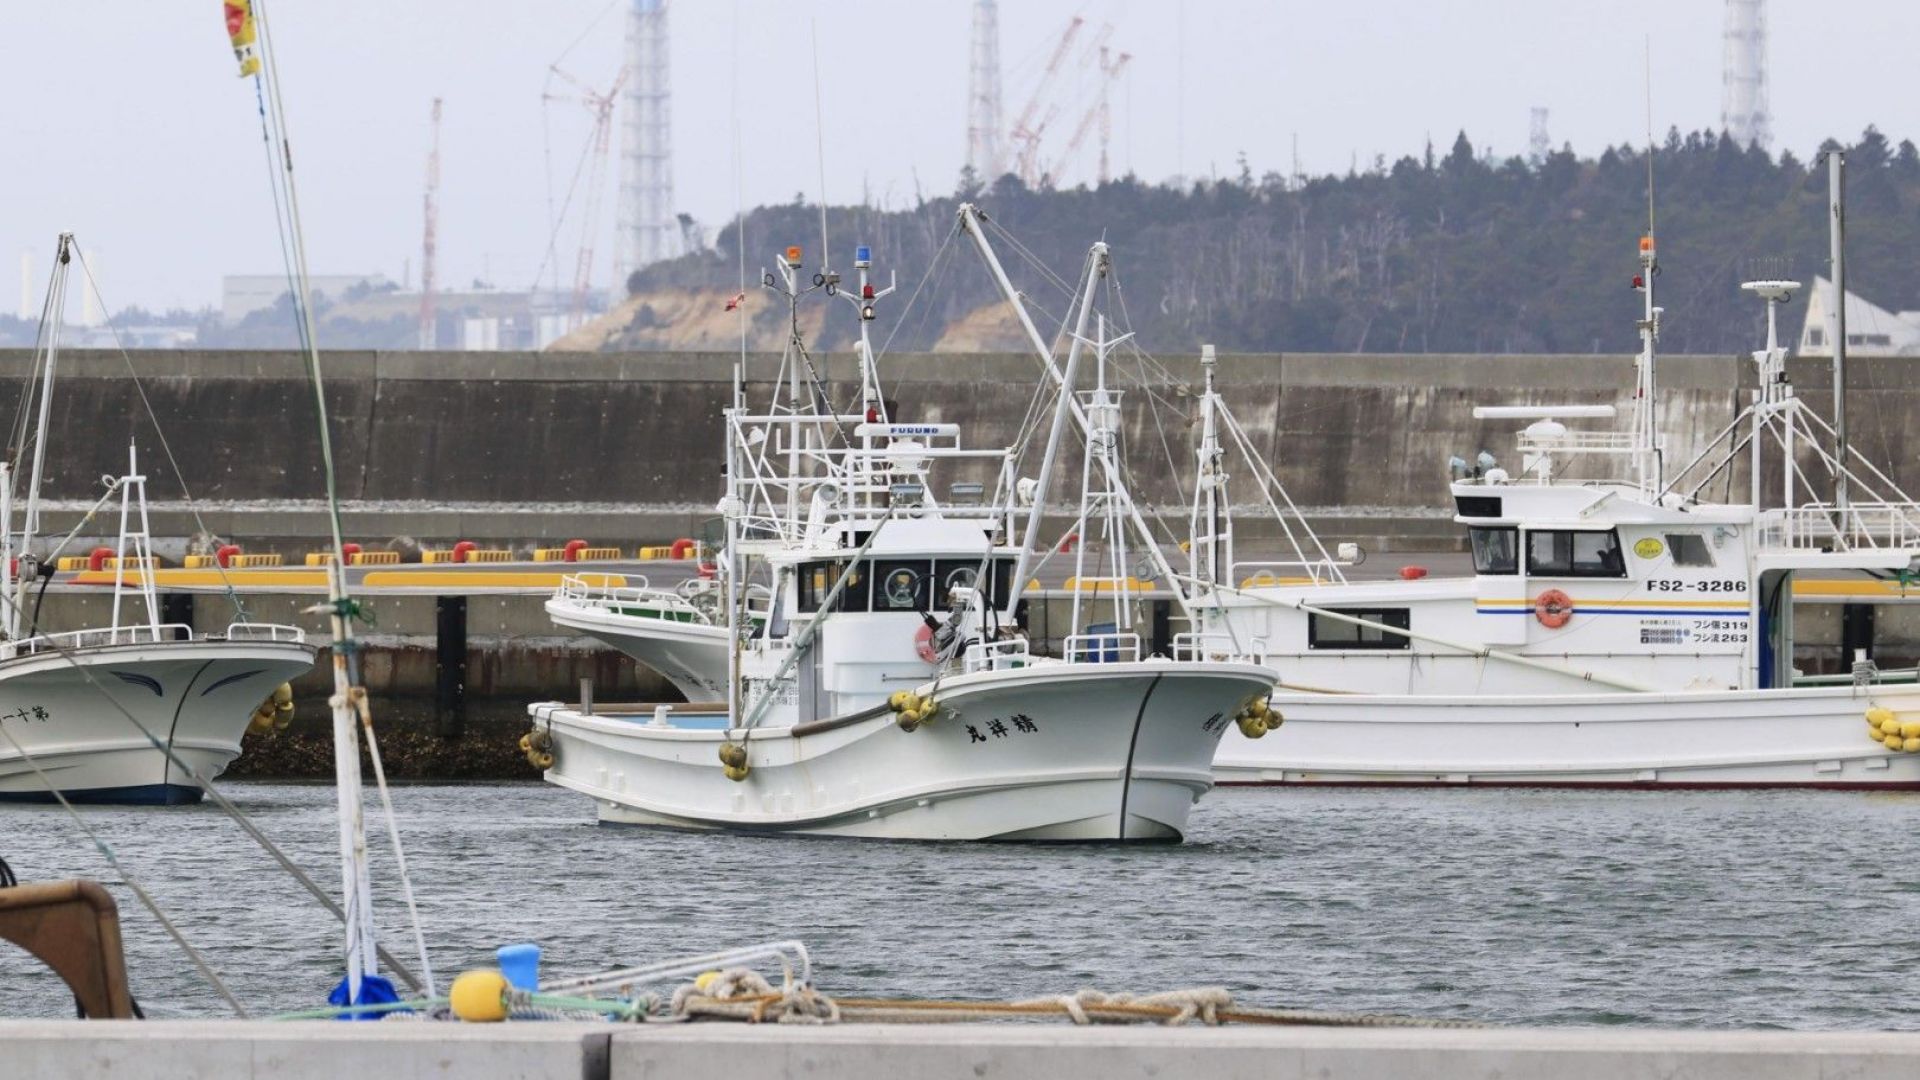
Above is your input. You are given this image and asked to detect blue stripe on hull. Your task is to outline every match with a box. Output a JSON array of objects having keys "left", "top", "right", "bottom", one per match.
[{"left": 0, "top": 783, "right": 204, "bottom": 806}]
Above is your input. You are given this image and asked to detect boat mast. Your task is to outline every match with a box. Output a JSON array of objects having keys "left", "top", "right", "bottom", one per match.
[
  {"left": 20, "top": 234, "right": 71, "bottom": 580},
  {"left": 955, "top": 204, "right": 1193, "bottom": 621},
  {"left": 1188, "top": 344, "right": 1230, "bottom": 589},
  {"left": 1631, "top": 233, "right": 1662, "bottom": 497},
  {"left": 1826, "top": 148, "right": 1850, "bottom": 512},
  {"left": 1005, "top": 243, "right": 1105, "bottom": 606}
]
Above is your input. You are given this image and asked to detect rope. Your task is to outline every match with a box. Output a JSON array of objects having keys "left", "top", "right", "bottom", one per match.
[{"left": 0, "top": 585, "right": 425, "bottom": 995}]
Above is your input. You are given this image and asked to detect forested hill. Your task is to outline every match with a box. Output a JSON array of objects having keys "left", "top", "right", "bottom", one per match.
[{"left": 620, "top": 127, "right": 1920, "bottom": 357}]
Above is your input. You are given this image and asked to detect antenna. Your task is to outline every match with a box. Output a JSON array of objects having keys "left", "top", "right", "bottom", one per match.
[
  {"left": 1644, "top": 36, "right": 1656, "bottom": 238},
  {"left": 810, "top": 20, "right": 831, "bottom": 275}
]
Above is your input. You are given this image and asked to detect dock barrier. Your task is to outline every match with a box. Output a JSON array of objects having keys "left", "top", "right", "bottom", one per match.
[{"left": 7, "top": 1020, "right": 1920, "bottom": 1080}]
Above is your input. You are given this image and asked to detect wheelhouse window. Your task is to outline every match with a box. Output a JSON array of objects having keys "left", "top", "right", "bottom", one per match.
[
  {"left": 1527, "top": 530, "right": 1625, "bottom": 578},
  {"left": 1307, "top": 607, "right": 1411, "bottom": 650},
  {"left": 1664, "top": 533, "right": 1715, "bottom": 567},
  {"left": 799, "top": 560, "right": 869, "bottom": 613},
  {"left": 1470, "top": 527, "right": 1519, "bottom": 575},
  {"left": 874, "top": 560, "right": 930, "bottom": 612}
]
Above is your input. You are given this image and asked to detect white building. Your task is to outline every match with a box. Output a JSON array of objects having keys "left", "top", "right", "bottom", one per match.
[
  {"left": 221, "top": 273, "right": 389, "bottom": 324},
  {"left": 1797, "top": 276, "right": 1920, "bottom": 357}
]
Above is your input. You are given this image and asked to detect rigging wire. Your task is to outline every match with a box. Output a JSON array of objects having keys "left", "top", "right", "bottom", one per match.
[
  {"left": 68, "top": 243, "right": 252, "bottom": 621},
  {"left": 0, "top": 721, "right": 247, "bottom": 1017},
  {"left": 248, "top": 0, "right": 435, "bottom": 998}
]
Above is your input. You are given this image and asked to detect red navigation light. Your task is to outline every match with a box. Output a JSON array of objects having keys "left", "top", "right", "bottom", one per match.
[
  {"left": 862, "top": 283, "right": 875, "bottom": 300},
  {"left": 865, "top": 405, "right": 879, "bottom": 424},
  {"left": 1631, "top": 275, "right": 1644, "bottom": 289}
]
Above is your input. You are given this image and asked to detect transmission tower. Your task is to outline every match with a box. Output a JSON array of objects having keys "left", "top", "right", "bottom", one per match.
[
  {"left": 1722, "top": 0, "right": 1771, "bottom": 152},
  {"left": 968, "top": 0, "right": 1004, "bottom": 181},
  {"left": 617, "top": 0, "right": 673, "bottom": 289},
  {"left": 1528, "top": 107, "right": 1550, "bottom": 166}
]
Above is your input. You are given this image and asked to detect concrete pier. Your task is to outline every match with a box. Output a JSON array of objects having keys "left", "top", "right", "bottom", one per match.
[{"left": 7, "top": 1020, "right": 1920, "bottom": 1079}]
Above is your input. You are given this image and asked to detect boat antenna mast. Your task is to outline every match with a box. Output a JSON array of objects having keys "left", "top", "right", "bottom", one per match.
[
  {"left": 1187, "top": 344, "right": 1231, "bottom": 590},
  {"left": 1631, "top": 42, "right": 1664, "bottom": 497}
]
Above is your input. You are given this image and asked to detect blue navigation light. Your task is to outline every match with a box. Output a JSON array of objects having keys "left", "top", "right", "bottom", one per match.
[{"left": 854, "top": 245, "right": 872, "bottom": 267}]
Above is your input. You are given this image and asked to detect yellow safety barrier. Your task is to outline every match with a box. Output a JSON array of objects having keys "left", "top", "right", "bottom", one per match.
[
  {"left": 464, "top": 549, "right": 514, "bottom": 563},
  {"left": 232, "top": 553, "right": 285, "bottom": 568},
  {"left": 1239, "top": 573, "right": 1317, "bottom": 588},
  {"left": 304, "top": 552, "right": 335, "bottom": 566},
  {"left": 574, "top": 546, "right": 620, "bottom": 561},
  {"left": 348, "top": 551, "right": 402, "bottom": 566},
  {"left": 532, "top": 549, "right": 568, "bottom": 563},
  {"left": 184, "top": 554, "right": 217, "bottom": 569},
  {"left": 1062, "top": 576, "right": 1156, "bottom": 593},
  {"left": 55, "top": 556, "right": 92, "bottom": 572},
  {"left": 637, "top": 545, "right": 673, "bottom": 560},
  {"left": 421, "top": 550, "right": 457, "bottom": 564},
  {"left": 105, "top": 557, "right": 159, "bottom": 570}
]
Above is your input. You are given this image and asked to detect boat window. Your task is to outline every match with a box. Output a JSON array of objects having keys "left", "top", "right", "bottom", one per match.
[
  {"left": 799, "top": 561, "right": 868, "bottom": 613},
  {"left": 1527, "top": 530, "right": 1625, "bottom": 578},
  {"left": 1455, "top": 495, "right": 1503, "bottom": 518},
  {"left": 1664, "top": 533, "right": 1715, "bottom": 568},
  {"left": 874, "top": 560, "right": 930, "bottom": 611},
  {"left": 1470, "top": 527, "right": 1519, "bottom": 575},
  {"left": 1308, "top": 608, "right": 1411, "bottom": 650},
  {"left": 935, "top": 559, "right": 985, "bottom": 608}
]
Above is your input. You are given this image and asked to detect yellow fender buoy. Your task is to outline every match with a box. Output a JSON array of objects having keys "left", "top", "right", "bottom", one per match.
[
  {"left": 532, "top": 750, "right": 554, "bottom": 770},
  {"left": 1901, "top": 719, "right": 1920, "bottom": 740},
  {"left": 1906, "top": 737, "right": 1920, "bottom": 754},
  {"left": 449, "top": 969, "right": 510, "bottom": 1022}
]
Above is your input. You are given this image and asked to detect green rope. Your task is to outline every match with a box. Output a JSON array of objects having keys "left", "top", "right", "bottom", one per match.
[{"left": 269, "top": 997, "right": 446, "bottom": 1022}]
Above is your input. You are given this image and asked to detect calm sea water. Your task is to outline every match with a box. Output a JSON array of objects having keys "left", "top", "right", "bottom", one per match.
[{"left": 2, "top": 782, "right": 1918, "bottom": 1028}]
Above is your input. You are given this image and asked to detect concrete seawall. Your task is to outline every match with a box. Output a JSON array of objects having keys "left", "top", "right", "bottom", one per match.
[
  {"left": 9, "top": 1020, "right": 1920, "bottom": 1079},
  {"left": 1, "top": 347, "right": 1897, "bottom": 551}
]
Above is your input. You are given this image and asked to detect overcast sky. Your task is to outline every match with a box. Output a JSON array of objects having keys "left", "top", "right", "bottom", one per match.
[{"left": 6, "top": 1, "right": 1917, "bottom": 315}]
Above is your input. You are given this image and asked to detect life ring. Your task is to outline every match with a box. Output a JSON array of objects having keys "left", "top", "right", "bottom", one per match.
[
  {"left": 913, "top": 623, "right": 938, "bottom": 664},
  {"left": 1534, "top": 588, "right": 1574, "bottom": 629}
]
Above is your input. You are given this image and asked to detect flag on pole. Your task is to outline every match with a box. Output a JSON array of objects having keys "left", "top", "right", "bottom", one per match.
[
  {"left": 724, "top": 292, "right": 746, "bottom": 312},
  {"left": 224, "top": 0, "right": 261, "bottom": 77}
]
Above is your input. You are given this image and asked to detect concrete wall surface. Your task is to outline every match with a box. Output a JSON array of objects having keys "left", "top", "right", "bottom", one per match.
[
  {"left": 615, "top": 1024, "right": 1920, "bottom": 1080},
  {"left": 2, "top": 1020, "right": 610, "bottom": 1080},
  {"left": 10, "top": 1020, "right": 1920, "bottom": 1080}
]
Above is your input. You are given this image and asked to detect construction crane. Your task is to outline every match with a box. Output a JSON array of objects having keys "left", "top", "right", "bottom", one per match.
[
  {"left": 418, "top": 98, "right": 441, "bottom": 350},
  {"left": 1056, "top": 46, "right": 1132, "bottom": 185},
  {"left": 543, "top": 64, "right": 628, "bottom": 327},
  {"left": 1006, "top": 16, "right": 1084, "bottom": 186}
]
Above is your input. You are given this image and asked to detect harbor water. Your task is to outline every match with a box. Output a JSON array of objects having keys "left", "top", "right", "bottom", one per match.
[{"left": 2, "top": 782, "right": 1918, "bottom": 1028}]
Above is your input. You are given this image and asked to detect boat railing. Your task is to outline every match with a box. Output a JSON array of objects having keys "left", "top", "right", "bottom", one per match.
[
  {"left": 223, "top": 622, "right": 307, "bottom": 643},
  {"left": 553, "top": 573, "right": 713, "bottom": 622},
  {"left": 9, "top": 622, "right": 196, "bottom": 656},
  {"left": 1063, "top": 631, "right": 1142, "bottom": 665},
  {"left": 1756, "top": 503, "right": 1920, "bottom": 554},
  {"left": 1172, "top": 631, "right": 1244, "bottom": 663},
  {"left": 1229, "top": 560, "right": 1341, "bottom": 587},
  {"left": 1516, "top": 429, "right": 1639, "bottom": 455},
  {"left": 963, "top": 638, "right": 1031, "bottom": 673}
]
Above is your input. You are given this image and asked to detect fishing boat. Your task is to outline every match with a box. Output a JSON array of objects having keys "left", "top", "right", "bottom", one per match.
[
  {"left": 1192, "top": 193, "right": 1920, "bottom": 788},
  {"left": 545, "top": 573, "right": 731, "bottom": 699},
  {"left": 528, "top": 216, "right": 1276, "bottom": 840},
  {"left": 0, "top": 235, "right": 317, "bottom": 804}
]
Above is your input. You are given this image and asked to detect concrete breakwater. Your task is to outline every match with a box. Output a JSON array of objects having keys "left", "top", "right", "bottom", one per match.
[{"left": 1, "top": 346, "right": 1898, "bottom": 551}]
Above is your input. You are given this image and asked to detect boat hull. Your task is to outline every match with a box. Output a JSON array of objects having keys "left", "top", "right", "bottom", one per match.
[
  {"left": 1215, "top": 684, "right": 1920, "bottom": 788},
  {"left": 0, "top": 640, "right": 319, "bottom": 803},
  {"left": 531, "top": 660, "right": 1274, "bottom": 841},
  {"left": 545, "top": 598, "right": 727, "bottom": 700}
]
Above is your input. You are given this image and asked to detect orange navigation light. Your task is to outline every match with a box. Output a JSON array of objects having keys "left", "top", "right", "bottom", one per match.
[
  {"left": 1639, "top": 235, "right": 1655, "bottom": 253},
  {"left": 785, "top": 245, "right": 803, "bottom": 266}
]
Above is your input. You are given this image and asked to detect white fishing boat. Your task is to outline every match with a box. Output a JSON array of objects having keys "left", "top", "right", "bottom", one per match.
[
  {"left": 545, "top": 574, "right": 730, "bottom": 699},
  {"left": 1193, "top": 192, "right": 1920, "bottom": 788},
  {"left": 529, "top": 217, "right": 1276, "bottom": 840},
  {"left": 0, "top": 236, "right": 316, "bottom": 804}
]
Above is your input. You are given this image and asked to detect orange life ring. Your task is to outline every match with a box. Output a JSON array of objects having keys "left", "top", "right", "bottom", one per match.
[
  {"left": 914, "top": 623, "right": 938, "bottom": 664},
  {"left": 1534, "top": 588, "right": 1574, "bottom": 628}
]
